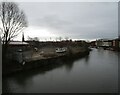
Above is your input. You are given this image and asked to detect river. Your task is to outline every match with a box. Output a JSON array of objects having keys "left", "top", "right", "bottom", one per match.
[{"left": 3, "top": 48, "right": 118, "bottom": 93}]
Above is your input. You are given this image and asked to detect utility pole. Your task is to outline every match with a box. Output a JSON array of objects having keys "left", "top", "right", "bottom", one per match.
[{"left": 22, "top": 32, "right": 25, "bottom": 42}]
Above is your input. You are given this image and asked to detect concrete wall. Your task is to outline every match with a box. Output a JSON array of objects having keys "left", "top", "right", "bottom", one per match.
[{"left": 13, "top": 51, "right": 33, "bottom": 63}]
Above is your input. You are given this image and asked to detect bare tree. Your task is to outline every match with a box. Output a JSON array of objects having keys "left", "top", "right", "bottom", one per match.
[
  {"left": 33, "top": 37, "right": 39, "bottom": 41},
  {"left": 65, "top": 36, "right": 69, "bottom": 41},
  {"left": 27, "top": 36, "right": 39, "bottom": 41},
  {"left": 0, "top": 2, "right": 27, "bottom": 57},
  {"left": 55, "top": 37, "right": 58, "bottom": 41},
  {"left": 27, "top": 36, "right": 33, "bottom": 41},
  {"left": 59, "top": 36, "right": 62, "bottom": 41}
]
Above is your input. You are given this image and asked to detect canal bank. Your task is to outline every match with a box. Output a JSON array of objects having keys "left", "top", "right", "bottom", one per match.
[{"left": 3, "top": 47, "right": 90, "bottom": 76}]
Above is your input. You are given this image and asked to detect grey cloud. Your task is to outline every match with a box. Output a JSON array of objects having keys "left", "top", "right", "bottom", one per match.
[
  {"left": 19, "top": 2, "right": 118, "bottom": 40},
  {"left": 37, "top": 15, "right": 72, "bottom": 29}
]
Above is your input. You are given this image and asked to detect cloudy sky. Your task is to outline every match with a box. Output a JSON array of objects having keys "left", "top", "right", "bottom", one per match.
[{"left": 14, "top": 2, "right": 118, "bottom": 41}]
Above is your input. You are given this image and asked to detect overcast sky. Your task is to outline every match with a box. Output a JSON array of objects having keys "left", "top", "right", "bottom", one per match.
[{"left": 14, "top": 2, "right": 118, "bottom": 41}]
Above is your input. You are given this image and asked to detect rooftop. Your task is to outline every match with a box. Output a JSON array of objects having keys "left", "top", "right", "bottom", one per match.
[{"left": 9, "top": 41, "right": 29, "bottom": 45}]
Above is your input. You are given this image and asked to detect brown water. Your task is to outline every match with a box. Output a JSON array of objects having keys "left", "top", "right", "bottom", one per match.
[{"left": 3, "top": 48, "right": 118, "bottom": 93}]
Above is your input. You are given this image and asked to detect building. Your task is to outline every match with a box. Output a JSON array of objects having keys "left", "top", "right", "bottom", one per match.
[
  {"left": 90, "top": 38, "right": 120, "bottom": 51},
  {"left": 112, "top": 38, "right": 120, "bottom": 51},
  {"left": 8, "top": 41, "right": 30, "bottom": 52}
]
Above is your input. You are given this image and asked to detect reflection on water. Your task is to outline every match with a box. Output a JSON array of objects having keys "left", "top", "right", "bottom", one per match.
[
  {"left": 84, "top": 55, "right": 90, "bottom": 64},
  {"left": 3, "top": 49, "right": 118, "bottom": 93}
]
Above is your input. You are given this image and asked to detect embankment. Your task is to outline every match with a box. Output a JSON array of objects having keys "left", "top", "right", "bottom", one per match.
[{"left": 3, "top": 47, "right": 90, "bottom": 76}]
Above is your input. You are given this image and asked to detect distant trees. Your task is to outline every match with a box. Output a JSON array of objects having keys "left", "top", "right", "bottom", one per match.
[
  {"left": 33, "top": 37, "right": 39, "bottom": 41},
  {"left": 0, "top": 2, "right": 27, "bottom": 58},
  {"left": 27, "top": 36, "right": 39, "bottom": 41},
  {"left": 58, "top": 36, "right": 62, "bottom": 41},
  {"left": 27, "top": 36, "right": 33, "bottom": 41},
  {"left": 65, "top": 36, "right": 69, "bottom": 41}
]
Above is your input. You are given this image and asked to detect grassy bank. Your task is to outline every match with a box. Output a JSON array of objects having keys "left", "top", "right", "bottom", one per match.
[{"left": 3, "top": 46, "right": 90, "bottom": 76}]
